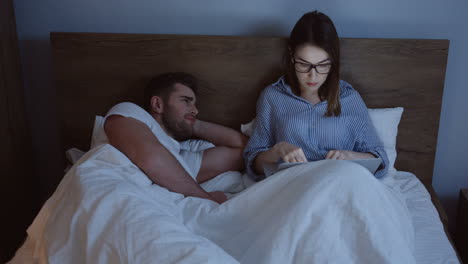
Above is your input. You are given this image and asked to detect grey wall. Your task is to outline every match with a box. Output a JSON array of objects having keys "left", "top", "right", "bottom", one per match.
[{"left": 13, "top": 0, "right": 468, "bottom": 231}]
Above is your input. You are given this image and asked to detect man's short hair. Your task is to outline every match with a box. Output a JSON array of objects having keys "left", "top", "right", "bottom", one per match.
[{"left": 144, "top": 72, "right": 198, "bottom": 111}]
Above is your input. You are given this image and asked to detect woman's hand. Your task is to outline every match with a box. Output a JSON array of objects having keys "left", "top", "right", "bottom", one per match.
[
  {"left": 325, "top": 150, "right": 376, "bottom": 160},
  {"left": 272, "top": 142, "right": 308, "bottom": 163},
  {"left": 253, "top": 142, "right": 307, "bottom": 175}
]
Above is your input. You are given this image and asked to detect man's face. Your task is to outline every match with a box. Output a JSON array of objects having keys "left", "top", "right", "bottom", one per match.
[{"left": 161, "top": 83, "right": 199, "bottom": 141}]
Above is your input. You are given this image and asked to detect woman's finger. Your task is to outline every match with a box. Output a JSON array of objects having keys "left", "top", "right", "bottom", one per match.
[{"left": 327, "top": 150, "right": 338, "bottom": 159}]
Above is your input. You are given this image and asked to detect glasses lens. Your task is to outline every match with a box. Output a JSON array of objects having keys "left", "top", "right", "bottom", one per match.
[
  {"left": 316, "top": 64, "right": 331, "bottom": 74},
  {"left": 294, "top": 61, "right": 332, "bottom": 74},
  {"left": 294, "top": 62, "right": 311, "bottom": 73}
]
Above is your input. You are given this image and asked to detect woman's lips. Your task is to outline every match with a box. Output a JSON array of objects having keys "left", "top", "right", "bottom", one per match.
[{"left": 307, "top": 82, "right": 318, "bottom": 87}]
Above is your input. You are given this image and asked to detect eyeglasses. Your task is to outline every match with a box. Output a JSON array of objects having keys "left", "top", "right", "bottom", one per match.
[{"left": 293, "top": 59, "right": 332, "bottom": 74}]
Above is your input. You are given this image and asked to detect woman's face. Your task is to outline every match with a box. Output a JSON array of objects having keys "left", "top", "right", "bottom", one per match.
[{"left": 293, "top": 44, "right": 331, "bottom": 94}]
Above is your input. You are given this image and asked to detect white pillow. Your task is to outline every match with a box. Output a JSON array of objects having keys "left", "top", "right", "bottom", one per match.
[
  {"left": 241, "top": 107, "right": 404, "bottom": 172},
  {"left": 90, "top": 115, "right": 107, "bottom": 149},
  {"left": 240, "top": 120, "right": 256, "bottom": 138},
  {"left": 368, "top": 107, "right": 403, "bottom": 173}
]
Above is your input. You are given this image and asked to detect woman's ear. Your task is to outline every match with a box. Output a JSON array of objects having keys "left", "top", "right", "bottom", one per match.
[{"left": 150, "top": 96, "right": 164, "bottom": 114}]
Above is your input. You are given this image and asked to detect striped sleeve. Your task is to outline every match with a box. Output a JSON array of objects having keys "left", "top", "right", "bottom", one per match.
[
  {"left": 243, "top": 89, "right": 275, "bottom": 181},
  {"left": 352, "top": 93, "right": 389, "bottom": 178}
]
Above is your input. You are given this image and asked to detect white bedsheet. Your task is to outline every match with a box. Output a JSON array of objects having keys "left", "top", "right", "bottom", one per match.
[
  {"left": 381, "top": 171, "right": 460, "bottom": 263},
  {"left": 9, "top": 144, "right": 457, "bottom": 264}
]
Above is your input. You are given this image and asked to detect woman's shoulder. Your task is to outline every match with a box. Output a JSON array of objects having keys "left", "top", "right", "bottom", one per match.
[
  {"left": 339, "top": 80, "right": 365, "bottom": 100},
  {"left": 339, "top": 80, "right": 357, "bottom": 95},
  {"left": 268, "top": 76, "right": 288, "bottom": 91},
  {"left": 259, "top": 76, "right": 289, "bottom": 99},
  {"left": 338, "top": 80, "right": 368, "bottom": 111}
]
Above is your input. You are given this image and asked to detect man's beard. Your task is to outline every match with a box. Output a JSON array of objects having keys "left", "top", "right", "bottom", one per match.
[{"left": 161, "top": 108, "right": 193, "bottom": 141}]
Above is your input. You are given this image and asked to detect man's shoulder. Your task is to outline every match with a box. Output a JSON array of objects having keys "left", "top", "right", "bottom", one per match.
[
  {"left": 104, "top": 102, "right": 174, "bottom": 141},
  {"left": 105, "top": 102, "right": 156, "bottom": 126},
  {"left": 106, "top": 102, "right": 147, "bottom": 117},
  {"left": 105, "top": 102, "right": 183, "bottom": 156}
]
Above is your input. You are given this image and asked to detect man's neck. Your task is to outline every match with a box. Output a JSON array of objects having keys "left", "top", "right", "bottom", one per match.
[{"left": 151, "top": 112, "right": 176, "bottom": 141}]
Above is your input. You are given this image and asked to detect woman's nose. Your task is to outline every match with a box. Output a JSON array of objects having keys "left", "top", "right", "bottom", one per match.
[{"left": 308, "top": 68, "right": 317, "bottom": 78}]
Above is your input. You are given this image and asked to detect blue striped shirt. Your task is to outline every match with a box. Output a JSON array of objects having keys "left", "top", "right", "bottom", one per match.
[{"left": 244, "top": 76, "right": 389, "bottom": 180}]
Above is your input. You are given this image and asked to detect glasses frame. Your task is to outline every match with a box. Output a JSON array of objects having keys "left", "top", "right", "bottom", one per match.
[{"left": 293, "top": 59, "right": 332, "bottom": 74}]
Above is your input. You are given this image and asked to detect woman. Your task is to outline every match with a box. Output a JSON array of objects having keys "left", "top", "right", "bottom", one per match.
[
  {"left": 240, "top": 13, "right": 415, "bottom": 264},
  {"left": 244, "top": 11, "right": 389, "bottom": 181}
]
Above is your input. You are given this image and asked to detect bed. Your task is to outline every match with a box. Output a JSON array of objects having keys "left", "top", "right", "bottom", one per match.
[{"left": 9, "top": 33, "right": 461, "bottom": 263}]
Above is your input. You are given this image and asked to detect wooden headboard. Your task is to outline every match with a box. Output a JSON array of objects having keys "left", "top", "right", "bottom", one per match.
[{"left": 51, "top": 32, "right": 449, "bottom": 186}]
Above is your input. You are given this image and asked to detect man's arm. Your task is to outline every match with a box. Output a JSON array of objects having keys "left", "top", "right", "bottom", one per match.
[
  {"left": 104, "top": 115, "right": 225, "bottom": 203},
  {"left": 192, "top": 120, "right": 248, "bottom": 148},
  {"left": 193, "top": 120, "right": 248, "bottom": 183}
]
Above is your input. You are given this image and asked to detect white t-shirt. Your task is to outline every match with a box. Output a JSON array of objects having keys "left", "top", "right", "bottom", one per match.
[{"left": 92, "top": 102, "right": 214, "bottom": 179}]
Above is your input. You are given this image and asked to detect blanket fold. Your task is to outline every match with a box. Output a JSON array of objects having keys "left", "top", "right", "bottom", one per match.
[{"left": 12, "top": 144, "right": 416, "bottom": 264}]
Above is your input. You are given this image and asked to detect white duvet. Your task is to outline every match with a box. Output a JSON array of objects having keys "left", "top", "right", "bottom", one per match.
[{"left": 12, "top": 144, "right": 416, "bottom": 264}]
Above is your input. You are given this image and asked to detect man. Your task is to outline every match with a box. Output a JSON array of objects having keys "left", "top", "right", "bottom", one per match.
[{"left": 104, "top": 72, "right": 247, "bottom": 204}]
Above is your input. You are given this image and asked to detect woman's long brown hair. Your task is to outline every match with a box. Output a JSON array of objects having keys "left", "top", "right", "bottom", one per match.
[{"left": 284, "top": 10, "right": 341, "bottom": 116}]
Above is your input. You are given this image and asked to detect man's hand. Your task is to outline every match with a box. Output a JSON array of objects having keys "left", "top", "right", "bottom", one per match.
[
  {"left": 208, "top": 191, "right": 228, "bottom": 204},
  {"left": 272, "top": 142, "right": 308, "bottom": 163},
  {"left": 325, "top": 150, "right": 376, "bottom": 160}
]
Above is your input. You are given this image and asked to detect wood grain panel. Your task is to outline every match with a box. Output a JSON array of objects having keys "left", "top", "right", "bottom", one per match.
[{"left": 51, "top": 33, "right": 448, "bottom": 186}]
